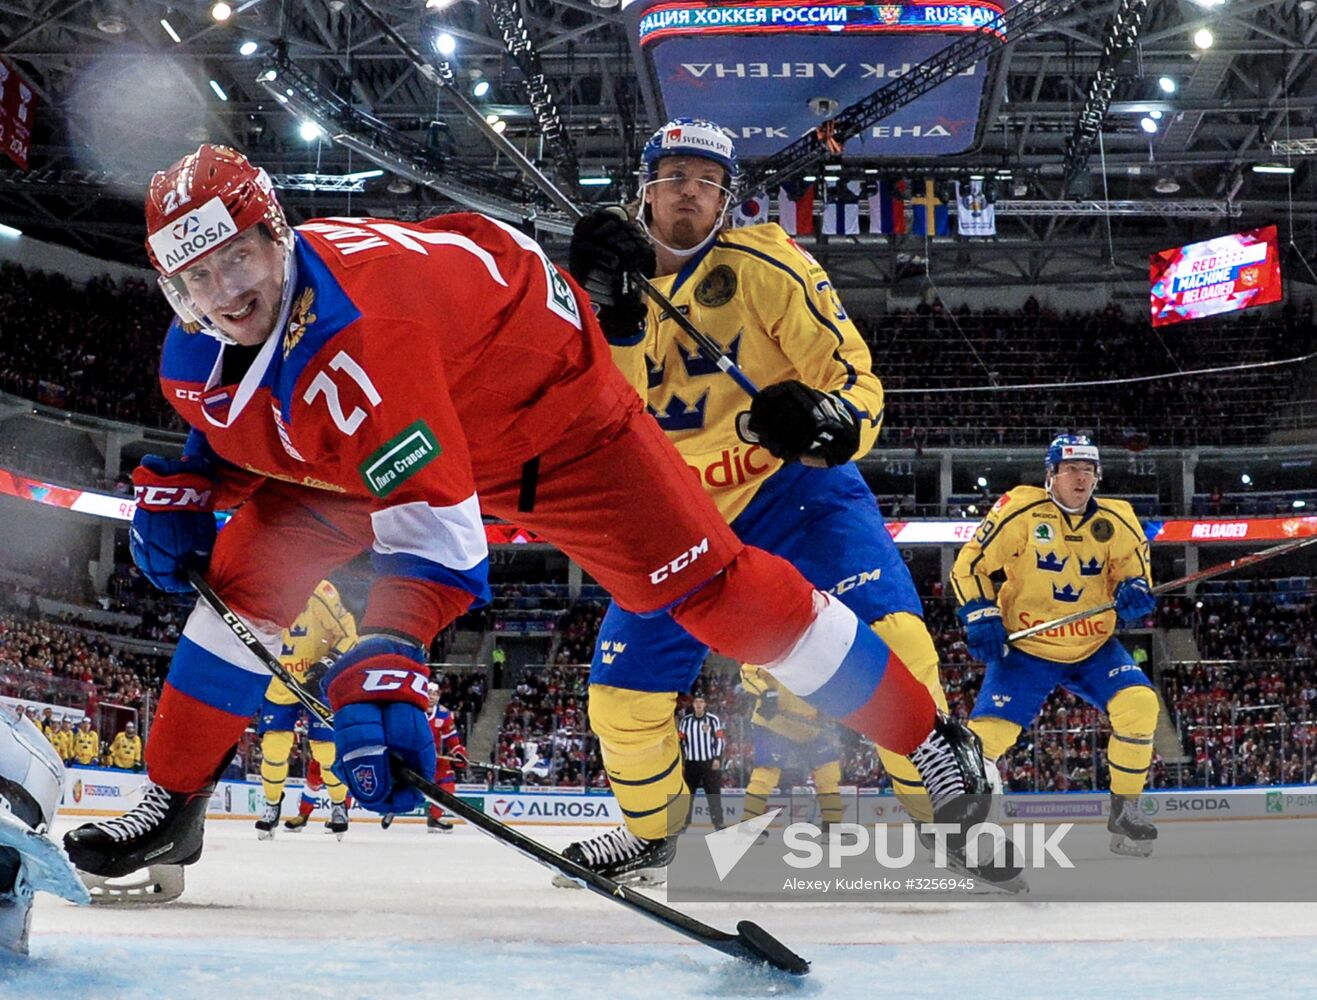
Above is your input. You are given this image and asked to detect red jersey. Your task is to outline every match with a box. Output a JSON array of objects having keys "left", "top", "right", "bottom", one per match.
[
  {"left": 427, "top": 705, "right": 464, "bottom": 758},
  {"left": 159, "top": 214, "right": 610, "bottom": 638}
]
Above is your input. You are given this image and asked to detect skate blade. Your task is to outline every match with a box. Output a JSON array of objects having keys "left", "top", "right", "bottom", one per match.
[
  {"left": 81, "top": 864, "right": 185, "bottom": 905},
  {"left": 256, "top": 829, "right": 275, "bottom": 841},
  {"left": 333, "top": 831, "right": 346, "bottom": 842},
  {"left": 550, "top": 867, "right": 667, "bottom": 890},
  {"left": 1109, "top": 834, "right": 1154, "bottom": 858}
]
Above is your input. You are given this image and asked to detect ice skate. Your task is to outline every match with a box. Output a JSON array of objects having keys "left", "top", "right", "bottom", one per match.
[
  {"left": 64, "top": 782, "right": 210, "bottom": 904},
  {"left": 552, "top": 825, "right": 675, "bottom": 889},
  {"left": 1108, "top": 793, "right": 1157, "bottom": 858},
  {"left": 255, "top": 794, "right": 283, "bottom": 841},
  {"left": 909, "top": 714, "right": 992, "bottom": 841},
  {"left": 326, "top": 801, "right": 349, "bottom": 841}
]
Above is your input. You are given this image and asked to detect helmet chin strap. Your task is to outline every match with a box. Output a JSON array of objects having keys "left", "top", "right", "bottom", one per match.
[{"left": 638, "top": 180, "right": 732, "bottom": 260}]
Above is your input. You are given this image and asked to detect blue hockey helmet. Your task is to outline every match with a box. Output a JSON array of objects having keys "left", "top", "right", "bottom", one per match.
[
  {"left": 640, "top": 117, "right": 740, "bottom": 193},
  {"left": 1045, "top": 434, "right": 1101, "bottom": 477}
]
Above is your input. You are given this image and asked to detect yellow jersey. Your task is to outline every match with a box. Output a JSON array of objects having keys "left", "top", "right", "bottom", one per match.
[
  {"left": 951, "top": 486, "right": 1151, "bottom": 663},
  {"left": 74, "top": 730, "right": 100, "bottom": 765},
  {"left": 265, "top": 580, "right": 358, "bottom": 705},
  {"left": 740, "top": 663, "right": 826, "bottom": 743},
  {"left": 611, "top": 223, "right": 884, "bottom": 521},
  {"left": 109, "top": 732, "right": 143, "bottom": 769},
  {"left": 53, "top": 728, "right": 74, "bottom": 760}
]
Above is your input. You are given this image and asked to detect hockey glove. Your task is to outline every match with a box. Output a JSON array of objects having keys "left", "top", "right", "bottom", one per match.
[
  {"left": 957, "top": 599, "right": 1008, "bottom": 668},
  {"left": 323, "top": 635, "right": 435, "bottom": 814},
  {"left": 736, "top": 380, "right": 860, "bottom": 467},
  {"left": 568, "top": 207, "right": 655, "bottom": 344},
  {"left": 1114, "top": 578, "right": 1157, "bottom": 624},
  {"left": 129, "top": 455, "right": 217, "bottom": 594}
]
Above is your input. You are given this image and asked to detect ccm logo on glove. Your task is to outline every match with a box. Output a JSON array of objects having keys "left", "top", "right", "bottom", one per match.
[
  {"left": 134, "top": 484, "right": 212, "bottom": 509},
  {"left": 361, "top": 669, "right": 430, "bottom": 696}
]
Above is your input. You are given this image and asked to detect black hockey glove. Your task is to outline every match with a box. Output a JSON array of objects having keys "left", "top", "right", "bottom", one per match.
[
  {"left": 736, "top": 380, "right": 860, "bottom": 467},
  {"left": 568, "top": 207, "right": 656, "bottom": 344}
]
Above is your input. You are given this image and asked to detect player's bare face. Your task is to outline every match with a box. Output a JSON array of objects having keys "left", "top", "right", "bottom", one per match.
[
  {"left": 1051, "top": 460, "right": 1098, "bottom": 510},
  {"left": 647, "top": 156, "right": 728, "bottom": 249},
  {"left": 177, "top": 228, "right": 286, "bottom": 346}
]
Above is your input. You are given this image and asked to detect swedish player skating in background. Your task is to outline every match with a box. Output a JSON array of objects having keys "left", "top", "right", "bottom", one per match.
[
  {"left": 562, "top": 118, "right": 974, "bottom": 884},
  {"left": 254, "top": 579, "right": 356, "bottom": 841},
  {"left": 952, "top": 434, "right": 1162, "bottom": 856}
]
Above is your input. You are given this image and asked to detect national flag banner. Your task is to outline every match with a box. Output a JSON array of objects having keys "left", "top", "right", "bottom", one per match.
[
  {"left": 955, "top": 179, "right": 996, "bottom": 237},
  {"left": 868, "top": 179, "right": 906, "bottom": 235},
  {"left": 822, "top": 179, "right": 861, "bottom": 235},
  {"left": 909, "top": 179, "right": 949, "bottom": 237},
  {"left": 777, "top": 179, "right": 815, "bottom": 236},
  {"left": 732, "top": 192, "right": 770, "bottom": 228},
  {"left": 0, "top": 56, "right": 37, "bottom": 170}
]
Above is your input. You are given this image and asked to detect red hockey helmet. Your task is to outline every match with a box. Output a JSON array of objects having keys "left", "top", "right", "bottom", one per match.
[{"left": 144, "top": 143, "right": 290, "bottom": 277}]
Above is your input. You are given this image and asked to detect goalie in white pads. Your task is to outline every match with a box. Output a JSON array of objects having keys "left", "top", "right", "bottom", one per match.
[{"left": 0, "top": 703, "right": 90, "bottom": 955}]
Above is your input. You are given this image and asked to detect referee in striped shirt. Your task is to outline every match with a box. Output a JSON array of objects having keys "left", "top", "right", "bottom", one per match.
[{"left": 678, "top": 695, "right": 726, "bottom": 830}]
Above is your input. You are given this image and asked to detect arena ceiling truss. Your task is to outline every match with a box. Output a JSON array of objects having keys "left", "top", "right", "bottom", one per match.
[{"left": 1, "top": 0, "right": 1315, "bottom": 290}]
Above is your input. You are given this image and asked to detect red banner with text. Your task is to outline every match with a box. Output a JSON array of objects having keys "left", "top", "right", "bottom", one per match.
[{"left": 0, "top": 56, "right": 37, "bottom": 170}]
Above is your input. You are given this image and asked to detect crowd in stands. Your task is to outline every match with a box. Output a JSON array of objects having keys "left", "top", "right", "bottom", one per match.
[
  {"left": 3, "top": 261, "right": 1312, "bottom": 451},
  {"left": 1158, "top": 581, "right": 1317, "bottom": 787},
  {"left": 0, "top": 264, "right": 179, "bottom": 429},
  {"left": 863, "top": 297, "right": 1314, "bottom": 449}
]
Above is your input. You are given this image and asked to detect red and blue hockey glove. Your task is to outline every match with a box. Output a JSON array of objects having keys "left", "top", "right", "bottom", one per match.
[
  {"left": 130, "top": 455, "right": 217, "bottom": 594},
  {"left": 323, "top": 635, "right": 435, "bottom": 813},
  {"left": 568, "top": 207, "right": 655, "bottom": 344},
  {"left": 736, "top": 380, "right": 860, "bottom": 467},
  {"left": 1114, "top": 578, "right": 1157, "bottom": 624},
  {"left": 957, "top": 599, "right": 1008, "bottom": 668}
]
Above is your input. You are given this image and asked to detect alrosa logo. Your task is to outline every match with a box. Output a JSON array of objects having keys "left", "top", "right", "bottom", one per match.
[
  {"left": 492, "top": 799, "right": 611, "bottom": 819},
  {"left": 163, "top": 219, "right": 235, "bottom": 269},
  {"left": 171, "top": 215, "right": 200, "bottom": 240},
  {"left": 649, "top": 537, "right": 710, "bottom": 585}
]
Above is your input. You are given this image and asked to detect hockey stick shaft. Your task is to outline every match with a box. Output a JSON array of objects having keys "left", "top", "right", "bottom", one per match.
[
  {"left": 187, "top": 569, "right": 807, "bottom": 974},
  {"left": 355, "top": 0, "right": 757, "bottom": 399},
  {"left": 1006, "top": 532, "right": 1317, "bottom": 643},
  {"left": 438, "top": 753, "right": 521, "bottom": 777}
]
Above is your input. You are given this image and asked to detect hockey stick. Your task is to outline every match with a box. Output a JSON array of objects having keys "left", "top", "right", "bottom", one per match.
[
  {"left": 187, "top": 569, "right": 808, "bottom": 975},
  {"left": 438, "top": 753, "right": 522, "bottom": 777},
  {"left": 1006, "top": 532, "right": 1317, "bottom": 643},
  {"left": 354, "top": 0, "right": 759, "bottom": 399}
]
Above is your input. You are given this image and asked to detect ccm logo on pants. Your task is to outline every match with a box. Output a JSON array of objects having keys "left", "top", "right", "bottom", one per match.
[{"left": 649, "top": 538, "right": 710, "bottom": 585}]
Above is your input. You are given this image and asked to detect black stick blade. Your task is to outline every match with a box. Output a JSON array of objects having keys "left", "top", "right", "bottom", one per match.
[{"left": 736, "top": 921, "right": 811, "bottom": 975}]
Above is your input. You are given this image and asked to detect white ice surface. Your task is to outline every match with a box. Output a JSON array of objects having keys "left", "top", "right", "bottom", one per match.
[{"left": 4, "top": 815, "right": 1316, "bottom": 999}]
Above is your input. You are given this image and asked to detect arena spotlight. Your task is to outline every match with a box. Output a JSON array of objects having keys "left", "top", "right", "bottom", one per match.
[
  {"left": 492, "top": 119, "right": 507, "bottom": 134},
  {"left": 435, "top": 32, "right": 457, "bottom": 56},
  {"left": 1158, "top": 76, "right": 1176, "bottom": 94},
  {"left": 209, "top": 79, "right": 228, "bottom": 101},
  {"left": 1240, "top": 473, "right": 1252, "bottom": 485},
  {"left": 211, "top": 1, "right": 232, "bottom": 22},
  {"left": 0, "top": 223, "right": 21, "bottom": 239},
  {"left": 1253, "top": 163, "right": 1296, "bottom": 174},
  {"left": 159, "top": 17, "right": 182, "bottom": 43},
  {"left": 484, "top": 113, "right": 500, "bottom": 124},
  {"left": 1193, "top": 27, "right": 1214, "bottom": 49},
  {"left": 473, "top": 80, "right": 490, "bottom": 98},
  {"left": 976, "top": 477, "right": 988, "bottom": 488},
  {"left": 1140, "top": 117, "right": 1158, "bottom": 134},
  {"left": 299, "top": 120, "right": 324, "bottom": 142},
  {"left": 1150, "top": 110, "right": 1163, "bottom": 120},
  {"left": 239, "top": 40, "right": 258, "bottom": 56}
]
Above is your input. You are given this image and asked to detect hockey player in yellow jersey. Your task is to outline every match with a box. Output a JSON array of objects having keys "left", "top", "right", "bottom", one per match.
[
  {"left": 739, "top": 665, "right": 844, "bottom": 835},
  {"left": 951, "top": 434, "right": 1161, "bottom": 856},
  {"left": 559, "top": 118, "right": 986, "bottom": 886},
  {"left": 73, "top": 718, "right": 100, "bottom": 766},
  {"left": 109, "top": 723, "right": 143, "bottom": 770},
  {"left": 254, "top": 579, "right": 357, "bottom": 841}
]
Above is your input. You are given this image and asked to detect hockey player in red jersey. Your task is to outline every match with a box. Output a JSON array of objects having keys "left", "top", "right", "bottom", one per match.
[
  {"left": 64, "top": 144, "right": 987, "bottom": 888},
  {"left": 425, "top": 682, "right": 467, "bottom": 833}
]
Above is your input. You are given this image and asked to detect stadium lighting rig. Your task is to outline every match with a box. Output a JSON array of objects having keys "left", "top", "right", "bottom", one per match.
[
  {"left": 1062, "top": 0, "right": 1151, "bottom": 187},
  {"left": 256, "top": 49, "right": 571, "bottom": 233},
  {"left": 482, "top": 0, "right": 582, "bottom": 192}
]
